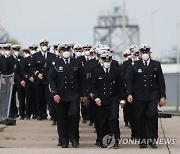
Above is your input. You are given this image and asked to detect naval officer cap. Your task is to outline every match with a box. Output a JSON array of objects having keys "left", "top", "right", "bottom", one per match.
[
  {"left": 74, "top": 45, "right": 83, "bottom": 52},
  {"left": 140, "top": 44, "right": 151, "bottom": 53},
  {"left": 22, "top": 48, "right": 30, "bottom": 53},
  {"left": 100, "top": 52, "right": 113, "bottom": 62},
  {"left": 3, "top": 43, "right": 11, "bottom": 49},
  {"left": 39, "top": 39, "right": 49, "bottom": 46},
  {"left": 83, "top": 44, "right": 92, "bottom": 51},
  {"left": 11, "top": 45, "right": 21, "bottom": 51},
  {"left": 58, "top": 43, "right": 72, "bottom": 51}
]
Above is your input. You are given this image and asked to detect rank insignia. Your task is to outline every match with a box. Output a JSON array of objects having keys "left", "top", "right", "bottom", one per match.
[
  {"left": 59, "top": 66, "right": 63, "bottom": 71},
  {"left": 138, "top": 69, "right": 142, "bottom": 73}
]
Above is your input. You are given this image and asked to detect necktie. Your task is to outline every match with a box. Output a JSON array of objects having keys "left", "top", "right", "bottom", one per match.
[
  {"left": 65, "top": 59, "right": 69, "bottom": 64},
  {"left": 105, "top": 68, "right": 109, "bottom": 73},
  {"left": 145, "top": 61, "right": 147, "bottom": 67},
  {"left": 43, "top": 53, "right": 46, "bottom": 59}
]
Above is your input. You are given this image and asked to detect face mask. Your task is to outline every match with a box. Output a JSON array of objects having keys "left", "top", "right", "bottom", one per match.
[
  {"left": 75, "top": 52, "right": 82, "bottom": 57},
  {"left": 14, "top": 51, "right": 19, "bottom": 57},
  {"left": 24, "top": 53, "right": 30, "bottom": 58},
  {"left": 54, "top": 50, "right": 59, "bottom": 56},
  {"left": 4, "top": 50, "right": 11, "bottom": 56},
  {"left": 142, "top": 53, "right": 150, "bottom": 61},
  {"left": 84, "top": 50, "right": 90, "bottom": 56},
  {"left": 103, "top": 62, "right": 111, "bottom": 68},
  {"left": 63, "top": 51, "right": 71, "bottom": 59},
  {"left": 0, "top": 50, "right": 4, "bottom": 55},
  {"left": 41, "top": 46, "right": 48, "bottom": 52},
  {"left": 31, "top": 50, "right": 36, "bottom": 55}
]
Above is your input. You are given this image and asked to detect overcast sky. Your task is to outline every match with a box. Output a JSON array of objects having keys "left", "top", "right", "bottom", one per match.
[{"left": 0, "top": 0, "right": 180, "bottom": 57}]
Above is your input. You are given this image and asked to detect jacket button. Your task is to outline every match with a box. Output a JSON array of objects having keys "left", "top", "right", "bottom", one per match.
[
  {"left": 144, "top": 85, "right": 146, "bottom": 86},
  {"left": 104, "top": 92, "right": 106, "bottom": 94},
  {"left": 144, "top": 80, "right": 146, "bottom": 82},
  {"left": 65, "top": 87, "right": 67, "bottom": 89}
]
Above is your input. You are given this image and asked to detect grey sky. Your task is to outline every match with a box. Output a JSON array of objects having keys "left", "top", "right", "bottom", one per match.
[{"left": 0, "top": 0, "right": 180, "bottom": 57}]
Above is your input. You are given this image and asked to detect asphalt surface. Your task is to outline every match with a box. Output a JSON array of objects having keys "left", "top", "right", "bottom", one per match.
[{"left": 0, "top": 107, "right": 179, "bottom": 154}]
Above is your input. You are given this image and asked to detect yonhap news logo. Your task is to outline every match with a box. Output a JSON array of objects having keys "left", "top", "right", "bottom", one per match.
[{"left": 119, "top": 138, "right": 176, "bottom": 145}]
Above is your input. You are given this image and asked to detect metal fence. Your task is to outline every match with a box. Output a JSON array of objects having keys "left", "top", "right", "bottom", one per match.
[
  {"left": 0, "top": 74, "right": 14, "bottom": 122},
  {"left": 164, "top": 73, "right": 180, "bottom": 113}
]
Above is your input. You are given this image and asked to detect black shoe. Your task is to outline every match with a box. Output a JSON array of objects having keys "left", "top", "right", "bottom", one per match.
[
  {"left": 101, "top": 144, "right": 107, "bottom": 148},
  {"left": 42, "top": 114, "right": 48, "bottom": 120},
  {"left": 72, "top": 139, "right": 78, "bottom": 148},
  {"left": 52, "top": 121, "right": 56, "bottom": 125},
  {"left": 82, "top": 120, "right": 87, "bottom": 123},
  {"left": 32, "top": 115, "right": 37, "bottom": 119},
  {"left": 26, "top": 117, "right": 30, "bottom": 120},
  {"left": 37, "top": 116, "right": 43, "bottom": 120},
  {"left": 61, "top": 144, "right": 68, "bottom": 148},
  {"left": 139, "top": 143, "right": 147, "bottom": 148},
  {"left": 20, "top": 117, "right": 24, "bottom": 120},
  {"left": 57, "top": 142, "right": 62, "bottom": 146},
  {"left": 89, "top": 122, "right": 93, "bottom": 126},
  {"left": 149, "top": 142, "right": 158, "bottom": 149},
  {"left": 113, "top": 142, "right": 119, "bottom": 149}
]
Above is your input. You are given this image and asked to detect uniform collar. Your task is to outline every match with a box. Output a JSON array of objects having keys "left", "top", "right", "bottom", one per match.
[{"left": 142, "top": 58, "right": 150, "bottom": 66}]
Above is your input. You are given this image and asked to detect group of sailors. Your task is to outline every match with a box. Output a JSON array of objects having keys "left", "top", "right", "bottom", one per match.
[{"left": 0, "top": 40, "right": 166, "bottom": 149}]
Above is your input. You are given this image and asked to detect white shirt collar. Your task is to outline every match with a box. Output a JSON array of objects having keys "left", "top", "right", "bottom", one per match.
[
  {"left": 63, "top": 58, "right": 70, "bottom": 63},
  {"left": 143, "top": 58, "right": 150, "bottom": 66},
  {"left": 103, "top": 67, "right": 110, "bottom": 73}
]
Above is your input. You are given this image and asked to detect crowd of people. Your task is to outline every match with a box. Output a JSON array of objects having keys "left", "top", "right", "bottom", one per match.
[{"left": 0, "top": 40, "right": 166, "bottom": 149}]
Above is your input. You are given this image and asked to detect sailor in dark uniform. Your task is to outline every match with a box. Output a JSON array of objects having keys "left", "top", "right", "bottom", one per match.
[
  {"left": 49, "top": 43, "right": 88, "bottom": 148},
  {"left": 91, "top": 51, "right": 126, "bottom": 148},
  {"left": 126, "top": 44, "right": 166, "bottom": 149},
  {"left": 31, "top": 39, "right": 55, "bottom": 120}
]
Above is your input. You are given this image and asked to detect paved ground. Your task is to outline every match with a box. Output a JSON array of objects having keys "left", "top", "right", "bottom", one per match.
[{"left": 0, "top": 107, "right": 179, "bottom": 154}]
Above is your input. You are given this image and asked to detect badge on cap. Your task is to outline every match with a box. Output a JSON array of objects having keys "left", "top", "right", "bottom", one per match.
[{"left": 138, "top": 69, "right": 142, "bottom": 73}]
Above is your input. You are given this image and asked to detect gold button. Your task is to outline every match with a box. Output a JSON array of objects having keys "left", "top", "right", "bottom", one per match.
[
  {"left": 65, "top": 76, "right": 67, "bottom": 78},
  {"left": 104, "top": 92, "right": 106, "bottom": 94},
  {"left": 144, "top": 85, "right": 146, "bottom": 86},
  {"left": 104, "top": 88, "right": 105, "bottom": 89},
  {"left": 72, "top": 87, "right": 74, "bottom": 88},
  {"left": 144, "top": 80, "right": 146, "bottom": 82},
  {"left": 65, "top": 82, "right": 67, "bottom": 83},
  {"left": 65, "top": 87, "right": 67, "bottom": 89}
]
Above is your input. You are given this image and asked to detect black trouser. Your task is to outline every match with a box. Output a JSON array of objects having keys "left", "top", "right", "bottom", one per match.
[
  {"left": 134, "top": 100, "right": 158, "bottom": 143},
  {"left": 34, "top": 84, "right": 47, "bottom": 117},
  {"left": 17, "top": 85, "right": 26, "bottom": 118},
  {"left": 96, "top": 102, "right": 120, "bottom": 143},
  {"left": 81, "top": 103, "right": 89, "bottom": 121},
  {"left": 25, "top": 82, "right": 36, "bottom": 118},
  {"left": 9, "top": 85, "right": 18, "bottom": 118},
  {"left": 56, "top": 100, "right": 80, "bottom": 145},
  {"left": 89, "top": 98, "right": 95, "bottom": 124},
  {"left": 123, "top": 103, "right": 130, "bottom": 124},
  {"left": 46, "top": 86, "right": 57, "bottom": 121}
]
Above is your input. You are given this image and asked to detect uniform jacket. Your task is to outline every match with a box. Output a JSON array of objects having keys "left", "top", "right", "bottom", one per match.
[
  {"left": 91, "top": 64, "right": 126, "bottom": 106},
  {"left": 48, "top": 57, "right": 87, "bottom": 101},
  {"left": 126, "top": 59, "right": 166, "bottom": 101},
  {"left": 31, "top": 51, "right": 55, "bottom": 85}
]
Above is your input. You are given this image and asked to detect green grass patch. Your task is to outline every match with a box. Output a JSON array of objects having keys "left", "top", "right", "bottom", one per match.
[{"left": 0, "top": 127, "right": 6, "bottom": 132}]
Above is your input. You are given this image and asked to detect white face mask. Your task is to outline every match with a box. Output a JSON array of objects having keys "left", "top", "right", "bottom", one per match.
[
  {"left": 84, "top": 50, "right": 90, "bottom": 56},
  {"left": 54, "top": 50, "right": 59, "bottom": 56},
  {"left": 0, "top": 50, "right": 4, "bottom": 55},
  {"left": 63, "top": 51, "right": 71, "bottom": 59},
  {"left": 31, "top": 50, "right": 36, "bottom": 55},
  {"left": 41, "top": 46, "right": 48, "bottom": 52},
  {"left": 24, "top": 53, "right": 30, "bottom": 58},
  {"left": 142, "top": 53, "right": 150, "bottom": 61},
  {"left": 75, "top": 52, "right": 82, "bottom": 57},
  {"left": 4, "top": 50, "right": 11, "bottom": 56},
  {"left": 14, "top": 51, "right": 19, "bottom": 57},
  {"left": 103, "top": 62, "right": 111, "bottom": 68}
]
